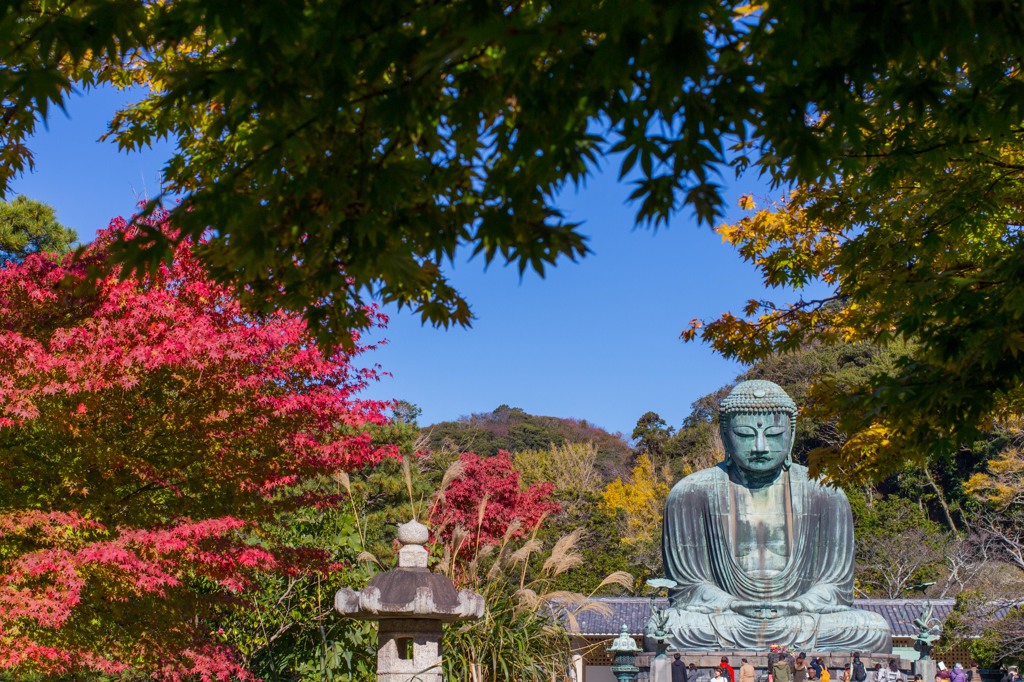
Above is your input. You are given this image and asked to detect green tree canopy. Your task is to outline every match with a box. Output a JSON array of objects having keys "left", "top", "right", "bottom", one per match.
[
  {"left": 631, "top": 411, "right": 674, "bottom": 460},
  {"left": 0, "top": 195, "right": 76, "bottom": 262},
  {"left": 2, "top": 0, "right": 1023, "bottom": 344}
]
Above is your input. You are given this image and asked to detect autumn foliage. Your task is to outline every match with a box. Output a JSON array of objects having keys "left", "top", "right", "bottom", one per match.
[
  {"left": 600, "top": 454, "right": 670, "bottom": 547},
  {"left": 431, "top": 452, "right": 559, "bottom": 547},
  {"left": 0, "top": 214, "right": 394, "bottom": 678}
]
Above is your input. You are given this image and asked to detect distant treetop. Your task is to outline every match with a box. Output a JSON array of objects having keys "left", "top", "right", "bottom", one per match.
[{"left": 0, "top": 196, "right": 76, "bottom": 263}]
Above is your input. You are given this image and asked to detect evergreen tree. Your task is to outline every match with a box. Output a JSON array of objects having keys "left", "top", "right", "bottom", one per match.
[{"left": 0, "top": 195, "right": 76, "bottom": 263}]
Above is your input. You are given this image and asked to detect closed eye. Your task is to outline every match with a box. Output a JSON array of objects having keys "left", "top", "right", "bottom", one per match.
[
  {"left": 765, "top": 426, "right": 786, "bottom": 436},
  {"left": 732, "top": 426, "right": 757, "bottom": 436}
]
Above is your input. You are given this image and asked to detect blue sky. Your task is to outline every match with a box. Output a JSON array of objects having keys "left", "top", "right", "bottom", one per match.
[{"left": 11, "top": 86, "right": 815, "bottom": 439}]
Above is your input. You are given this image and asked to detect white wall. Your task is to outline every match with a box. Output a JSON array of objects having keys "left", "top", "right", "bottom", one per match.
[{"left": 586, "top": 665, "right": 618, "bottom": 682}]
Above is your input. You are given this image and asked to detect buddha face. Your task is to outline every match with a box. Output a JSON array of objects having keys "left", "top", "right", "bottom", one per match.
[{"left": 722, "top": 412, "right": 792, "bottom": 475}]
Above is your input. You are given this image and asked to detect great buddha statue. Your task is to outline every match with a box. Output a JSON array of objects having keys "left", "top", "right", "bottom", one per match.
[{"left": 648, "top": 380, "right": 892, "bottom": 652}]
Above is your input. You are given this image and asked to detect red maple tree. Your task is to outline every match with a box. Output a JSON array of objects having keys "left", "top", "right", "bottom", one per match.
[
  {"left": 0, "top": 213, "right": 395, "bottom": 679},
  {"left": 431, "top": 451, "right": 559, "bottom": 547}
]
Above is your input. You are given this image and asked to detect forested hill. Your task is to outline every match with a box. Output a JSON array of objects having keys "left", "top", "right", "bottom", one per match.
[{"left": 419, "top": 404, "right": 633, "bottom": 480}]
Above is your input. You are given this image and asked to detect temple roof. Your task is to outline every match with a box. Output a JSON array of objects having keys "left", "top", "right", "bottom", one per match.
[{"left": 567, "top": 597, "right": 961, "bottom": 638}]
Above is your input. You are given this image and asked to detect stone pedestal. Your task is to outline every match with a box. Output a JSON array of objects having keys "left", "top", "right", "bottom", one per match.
[
  {"left": 916, "top": 660, "right": 936, "bottom": 682},
  {"left": 650, "top": 654, "right": 671, "bottom": 682}
]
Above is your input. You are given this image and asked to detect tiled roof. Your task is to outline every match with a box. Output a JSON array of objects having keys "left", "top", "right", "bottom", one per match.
[
  {"left": 853, "top": 599, "right": 956, "bottom": 637},
  {"left": 568, "top": 598, "right": 958, "bottom": 637}
]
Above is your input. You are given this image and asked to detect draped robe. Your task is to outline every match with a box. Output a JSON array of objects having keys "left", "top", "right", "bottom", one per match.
[{"left": 650, "top": 463, "right": 891, "bottom": 651}]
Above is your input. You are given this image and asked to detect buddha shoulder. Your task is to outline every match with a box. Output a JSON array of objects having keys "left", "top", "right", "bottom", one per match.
[
  {"left": 787, "top": 464, "right": 851, "bottom": 501},
  {"left": 666, "top": 463, "right": 728, "bottom": 499}
]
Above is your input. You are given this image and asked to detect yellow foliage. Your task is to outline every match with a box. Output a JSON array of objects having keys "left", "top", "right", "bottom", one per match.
[
  {"left": 733, "top": 3, "right": 765, "bottom": 18},
  {"left": 513, "top": 442, "right": 601, "bottom": 498},
  {"left": 965, "top": 445, "right": 1024, "bottom": 510},
  {"left": 600, "top": 454, "right": 670, "bottom": 546},
  {"left": 806, "top": 422, "right": 895, "bottom": 480},
  {"left": 694, "top": 187, "right": 874, "bottom": 365}
]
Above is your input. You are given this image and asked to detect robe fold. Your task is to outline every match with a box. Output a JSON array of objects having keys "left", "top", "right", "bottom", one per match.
[{"left": 650, "top": 463, "right": 891, "bottom": 652}]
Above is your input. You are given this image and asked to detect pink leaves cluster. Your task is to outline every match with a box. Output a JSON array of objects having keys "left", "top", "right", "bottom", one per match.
[
  {"left": 430, "top": 451, "right": 560, "bottom": 547},
  {"left": 0, "top": 214, "right": 395, "bottom": 679}
]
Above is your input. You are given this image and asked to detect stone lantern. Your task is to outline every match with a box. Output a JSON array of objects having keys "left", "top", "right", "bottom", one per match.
[
  {"left": 334, "top": 520, "right": 484, "bottom": 682},
  {"left": 608, "top": 623, "right": 642, "bottom": 682}
]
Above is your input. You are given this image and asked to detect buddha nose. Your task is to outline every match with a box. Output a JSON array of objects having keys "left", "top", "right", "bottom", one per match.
[{"left": 753, "top": 429, "right": 769, "bottom": 454}]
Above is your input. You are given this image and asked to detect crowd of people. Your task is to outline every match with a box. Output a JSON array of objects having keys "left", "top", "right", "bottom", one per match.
[
  {"left": 765, "top": 649, "right": 898, "bottom": 682},
  {"left": 664, "top": 647, "right": 1007, "bottom": 682}
]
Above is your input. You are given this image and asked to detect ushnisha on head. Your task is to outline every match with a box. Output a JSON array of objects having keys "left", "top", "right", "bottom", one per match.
[{"left": 719, "top": 380, "right": 797, "bottom": 475}]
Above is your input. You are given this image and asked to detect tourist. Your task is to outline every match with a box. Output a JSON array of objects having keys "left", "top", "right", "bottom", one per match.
[
  {"left": 673, "top": 653, "right": 689, "bottom": 682},
  {"left": 715, "top": 669, "right": 724, "bottom": 680},
  {"left": 774, "top": 650, "right": 795, "bottom": 682},
  {"left": 937, "top": 663, "right": 951, "bottom": 681},
  {"left": 768, "top": 646, "right": 779, "bottom": 682},
  {"left": 951, "top": 663, "right": 967, "bottom": 682},
  {"left": 885, "top": 658, "right": 903, "bottom": 682},
  {"left": 820, "top": 667, "right": 831, "bottom": 682},
  {"left": 722, "top": 657, "right": 737, "bottom": 682},
  {"left": 811, "top": 657, "right": 823, "bottom": 680},
  {"left": 853, "top": 653, "right": 868, "bottom": 682},
  {"left": 741, "top": 658, "right": 756, "bottom": 682},
  {"left": 795, "top": 654, "right": 810, "bottom": 682},
  {"left": 872, "top": 664, "right": 883, "bottom": 682},
  {"left": 689, "top": 663, "right": 699, "bottom": 680}
]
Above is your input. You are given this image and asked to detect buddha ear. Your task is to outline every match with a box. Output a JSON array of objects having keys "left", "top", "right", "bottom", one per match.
[
  {"left": 718, "top": 418, "right": 732, "bottom": 466},
  {"left": 782, "top": 414, "right": 795, "bottom": 469}
]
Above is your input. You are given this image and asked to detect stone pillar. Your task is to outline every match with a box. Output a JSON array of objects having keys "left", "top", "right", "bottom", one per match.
[
  {"left": 916, "top": 660, "right": 936, "bottom": 682},
  {"left": 650, "top": 654, "right": 671, "bottom": 682},
  {"left": 377, "top": 619, "right": 443, "bottom": 682},
  {"left": 572, "top": 653, "right": 585, "bottom": 682}
]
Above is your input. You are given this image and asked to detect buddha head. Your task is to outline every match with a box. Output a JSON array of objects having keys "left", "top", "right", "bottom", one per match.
[{"left": 719, "top": 380, "right": 797, "bottom": 475}]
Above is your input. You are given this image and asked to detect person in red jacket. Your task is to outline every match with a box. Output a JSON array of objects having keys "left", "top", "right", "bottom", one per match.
[{"left": 722, "top": 657, "right": 736, "bottom": 682}]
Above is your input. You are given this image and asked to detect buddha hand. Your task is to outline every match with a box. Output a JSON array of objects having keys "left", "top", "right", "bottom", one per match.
[{"left": 730, "top": 600, "right": 805, "bottom": 618}]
